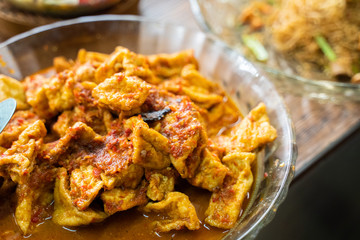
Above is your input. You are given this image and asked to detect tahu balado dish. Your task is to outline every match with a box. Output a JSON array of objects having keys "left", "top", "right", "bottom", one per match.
[{"left": 0, "top": 46, "right": 277, "bottom": 239}]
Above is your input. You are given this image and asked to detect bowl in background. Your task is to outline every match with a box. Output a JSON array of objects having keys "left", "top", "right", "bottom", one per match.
[
  {"left": 0, "top": 15, "right": 296, "bottom": 239},
  {"left": 190, "top": 0, "right": 360, "bottom": 102},
  {"left": 5, "top": 0, "right": 134, "bottom": 17}
]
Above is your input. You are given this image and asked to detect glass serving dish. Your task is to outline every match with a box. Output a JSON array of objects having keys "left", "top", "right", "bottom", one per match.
[
  {"left": 189, "top": 0, "right": 360, "bottom": 102},
  {"left": 0, "top": 15, "right": 297, "bottom": 239}
]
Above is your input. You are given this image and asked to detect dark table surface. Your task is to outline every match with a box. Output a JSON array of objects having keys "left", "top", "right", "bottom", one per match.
[{"left": 256, "top": 126, "right": 360, "bottom": 240}]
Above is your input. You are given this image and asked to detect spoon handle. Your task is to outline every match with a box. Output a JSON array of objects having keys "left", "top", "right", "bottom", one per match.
[{"left": 0, "top": 98, "right": 17, "bottom": 133}]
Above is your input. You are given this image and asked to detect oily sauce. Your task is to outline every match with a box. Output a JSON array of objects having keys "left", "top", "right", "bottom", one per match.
[{"left": 0, "top": 182, "right": 235, "bottom": 240}]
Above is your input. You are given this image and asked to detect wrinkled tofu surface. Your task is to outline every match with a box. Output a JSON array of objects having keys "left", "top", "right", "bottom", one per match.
[
  {"left": 52, "top": 168, "right": 107, "bottom": 226},
  {"left": 93, "top": 73, "right": 152, "bottom": 112},
  {"left": 205, "top": 152, "right": 256, "bottom": 229},
  {"left": 0, "top": 110, "right": 40, "bottom": 148},
  {"left": 14, "top": 165, "right": 56, "bottom": 234},
  {"left": 143, "top": 192, "right": 200, "bottom": 232},
  {"left": 101, "top": 180, "right": 148, "bottom": 215},
  {"left": 70, "top": 165, "right": 104, "bottom": 210},
  {"left": 188, "top": 148, "right": 229, "bottom": 191},
  {"left": 0, "top": 120, "right": 46, "bottom": 184},
  {"left": 228, "top": 103, "right": 277, "bottom": 153},
  {"left": 0, "top": 46, "right": 277, "bottom": 237},
  {"left": 0, "top": 74, "right": 29, "bottom": 109},
  {"left": 145, "top": 167, "right": 178, "bottom": 201}
]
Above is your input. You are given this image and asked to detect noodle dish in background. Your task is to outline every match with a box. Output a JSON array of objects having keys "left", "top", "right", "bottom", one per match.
[{"left": 191, "top": 0, "right": 360, "bottom": 101}]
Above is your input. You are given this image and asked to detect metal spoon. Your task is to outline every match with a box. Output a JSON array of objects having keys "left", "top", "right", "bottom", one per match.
[{"left": 0, "top": 98, "right": 17, "bottom": 133}]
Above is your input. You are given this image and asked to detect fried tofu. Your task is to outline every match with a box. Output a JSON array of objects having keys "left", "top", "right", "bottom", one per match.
[
  {"left": 0, "top": 120, "right": 46, "bottom": 184},
  {"left": 145, "top": 167, "right": 178, "bottom": 201},
  {"left": 143, "top": 192, "right": 200, "bottom": 232},
  {"left": 101, "top": 180, "right": 148, "bottom": 215},
  {"left": 188, "top": 148, "right": 228, "bottom": 191},
  {"left": 52, "top": 168, "right": 107, "bottom": 227},
  {"left": 93, "top": 73, "right": 152, "bottom": 112},
  {"left": 0, "top": 74, "right": 28, "bottom": 110},
  {"left": 205, "top": 152, "right": 255, "bottom": 229}
]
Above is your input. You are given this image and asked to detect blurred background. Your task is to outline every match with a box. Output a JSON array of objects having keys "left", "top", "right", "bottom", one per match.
[
  {"left": 0, "top": 0, "right": 201, "bottom": 41},
  {"left": 257, "top": 127, "right": 360, "bottom": 240}
]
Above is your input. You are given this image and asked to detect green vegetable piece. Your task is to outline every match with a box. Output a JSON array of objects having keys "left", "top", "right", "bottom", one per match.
[
  {"left": 242, "top": 34, "right": 269, "bottom": 62},
  {"left": 315, "top": 35, "right": 337, "bottom": 62}
]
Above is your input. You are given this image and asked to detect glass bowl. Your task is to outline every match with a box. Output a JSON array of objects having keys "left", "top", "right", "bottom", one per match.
[
  {"left": 0, "top": 15, "right": 297, "bottom": 239},
  {"left": 189, "top": 0, "right": 360, "bottom": 102}
]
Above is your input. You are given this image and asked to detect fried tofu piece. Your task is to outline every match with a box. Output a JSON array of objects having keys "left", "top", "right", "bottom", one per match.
[
  {"left": 162, "top": 77, "right": 223, "bottom": 110},
  {"left": 44, "top": 71, "right": 76, "bottom": 113},
  {"left": 101, "top": 180, "right": 148, "bottom": 215},
  {"left": 222, "top": 152, "right": 256, "bottom": 178},
  {"left": 94, "top": 47, "right": 129, "bottom": 82},
  {"left": 188, "top": 148, "right": 228, "bottom": 191},
  {"left": 52, "top": 168, "right": 107, "bottom": 226},
  {"left": 143, "top": 192, "right": 200, "bottom": 232},
  {"left": 205, "top": 152, "right": 255, "bottom": 229},
  {"left": 73, "top": 49, "right": 109, "bottom": 83},
  {"left": 182, "top": 87, "right": 223, "bottom": 109},
  {"left": 206, "top": 102, "right": 225, "bottom": 124},
  {"left": 142, "top": 88, "right": 208, "bottom": 178},
  {"left": 145, "top": 167, "right": 178, "bottom": 201},
  {"left": 93, "top": 122, "right": 137, "bottom": 175},
  {"left": 0, "top": 74, "right": 29, "bottom": 110},
  {"left": 14, "top": 165, "right": 56, "bottom": 234},
  {"left": 100, "top": 163, "right": 144, "bottom": 190},
  {"left": 52, "top": 111, "right": 73, "bottom": 137},
  {"left": 69, "top": 165, "right": 104, "bottom": 211},
  {"left": 43, "top": 121, "right": 143, "bottom": 188},
  {"left": 205, "top": 97, "right": 241, "bottom": 137},
  {"left": 160, "top": 96, "right": 208, "bottom": 178},
  {"left": 125, "top": 116, "right": 170, "bottom": 169},
  {"left": 53, "top": 106, "right": 112, "bottom": 137},
  {"left": 229, "top": 103, "right": 277, "bottom": 153},
  {"left": 15, "top": 186, "right": 35, "bottom": 234},
  {"left": 76, "top": 48, "right": 109, "bottom": 67},
  {"left": 72, "top": 81, "right": 98, "bottom": 107},
  {"left": 93, "top": 73, "right": 152, "bottom": 112},
  {"left": 148, "top": 50, "right": 198, "bottom": 79},
  {"left": 23, "top": 71, "right": 76, "bottom": 119},
  {"left": 180, "top": 64, "right": 223, "bottom": 109},
  {"left": 0, "top": 120, "right": 46, "bottom": 184},
  {"left": 95, "top": 47, "right": 159, "bottom": 84},
  {"left": 160, "top": 64, "right": 223, "bottom": 109},
  {"left": 55, "top": 81, "right": 114, "bottom": 136},
  {"left": 23, "top": 74, "right": 52, "bottom": 119},
  {"left": 40, "top": 121, "right": 103, "bottom": 166},
  {"left": 74, "top": 63, "right": 97, "bottom": 82},
  {"left": 0, "top": 110, "right": 40, "bottom": 148},
  {"left": 181, "top": 64, "right": 217, "bottom": 90},
  {"left": 53, "top": 56, "right": 74, "bottom": 73}
]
